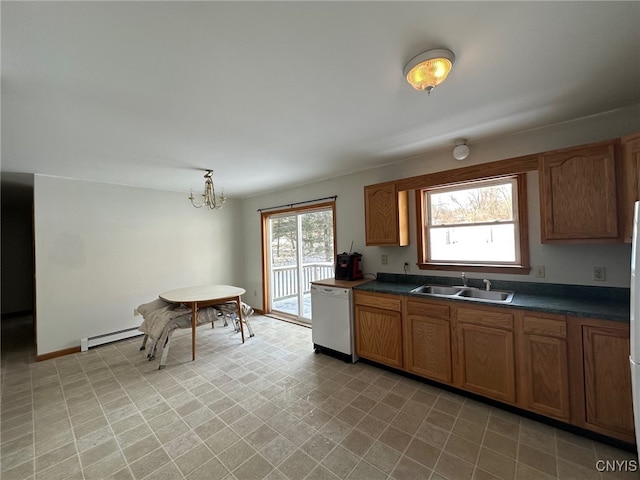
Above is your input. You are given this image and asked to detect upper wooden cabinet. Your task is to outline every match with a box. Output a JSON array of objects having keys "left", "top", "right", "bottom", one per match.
[
  {"left": 364, "top": 182, "right": 409, "bottom": 246},
  {"left": 539, "top": 140, "right": 620, "bottom": 243},
  {"left": 620, "top": 132, "right": 640, "bottom": 242}
]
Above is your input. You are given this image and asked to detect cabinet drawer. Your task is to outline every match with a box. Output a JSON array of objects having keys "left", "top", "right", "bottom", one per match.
[
  {"left": 457, "top": 307, "right": 513, "bottom": 330},
  {"left": 354, "top": 292, "right": 402, "bottom": 311},
  {"left": 523, "top": 315, "right": 566, "bottom": 338},
  {"left": 407, "top": 299, "right": 450, "bottom": 319}
]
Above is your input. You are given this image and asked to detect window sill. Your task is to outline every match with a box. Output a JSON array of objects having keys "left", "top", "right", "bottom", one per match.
[{"left": 418, "top": 263, "right": 531, "bottom": 275}]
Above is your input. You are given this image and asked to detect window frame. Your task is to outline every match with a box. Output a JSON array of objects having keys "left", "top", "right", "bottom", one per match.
[{"left": 416, "top": 173, "right": 530, "bottom": 274}]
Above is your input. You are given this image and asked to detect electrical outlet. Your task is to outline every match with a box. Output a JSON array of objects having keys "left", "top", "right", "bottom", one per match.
[
  {"left": 404, "top": 261, "right": 410, "bottom": 272},
  {"left": 534, "top": 265, "right": 545, "bottom": 278},
  {"left": 381, "top": 254, "right": 388, "bottom": 265},
  {"left": 593, "top": 266, "right": 606, "bottom": 281}
]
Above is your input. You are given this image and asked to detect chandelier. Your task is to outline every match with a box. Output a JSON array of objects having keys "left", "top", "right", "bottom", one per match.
[{"left": 189, "top": 170, "right": 226, "bottom": 210}]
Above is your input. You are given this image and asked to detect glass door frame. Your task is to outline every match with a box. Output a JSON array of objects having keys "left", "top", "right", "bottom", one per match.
[{"left": 261, "top": 201, "right": 337, "bottom": 320}]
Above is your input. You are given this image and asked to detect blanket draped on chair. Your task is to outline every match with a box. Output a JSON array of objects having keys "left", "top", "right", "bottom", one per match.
[
  {"left": 136, "top": 297, "right": 254, "bottom": 341},
  {"left": 137, "top": 298, "right": 217, "bottom": 340}
]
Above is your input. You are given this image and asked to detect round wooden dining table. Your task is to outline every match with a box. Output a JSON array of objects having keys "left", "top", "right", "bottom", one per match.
[{"left": 160, "top": 285, "right": 246, "bottom": 361}]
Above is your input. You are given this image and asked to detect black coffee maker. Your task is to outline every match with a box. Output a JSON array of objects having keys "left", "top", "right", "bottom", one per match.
[{"left": 335, "top": 252, "right": 363, "bottom": 280}]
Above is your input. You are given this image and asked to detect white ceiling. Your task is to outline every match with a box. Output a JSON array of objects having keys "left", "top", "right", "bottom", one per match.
[{"left": 2, "top": 1, "right": 639, "bottom": 199}]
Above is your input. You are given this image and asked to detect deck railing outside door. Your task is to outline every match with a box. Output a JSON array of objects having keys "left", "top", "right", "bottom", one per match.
[{"left": 272, "top": 262, "right": 333, "bottom": 302}]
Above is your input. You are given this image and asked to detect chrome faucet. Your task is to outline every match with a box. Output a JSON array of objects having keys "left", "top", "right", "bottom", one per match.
[
  {"left": 483, "top": 279, "right": 492, "bottom": 291},
  {"left": 461, "top": 272, "right": 468, "bottom": 287}
]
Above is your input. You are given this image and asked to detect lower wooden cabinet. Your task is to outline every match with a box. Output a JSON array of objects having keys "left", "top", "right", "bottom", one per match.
[
  {"left": 351, "top": 291, "right": 634, "bottom": 444},
  {"left": 354, "top": 292, "right": 403, "bottom": 368},
  {"left": 580, "top": 321, "right": 634, "bottom": 441},
  {"left": 517, "top": 313, "right": 570, "bottom": 421},
  {"left": 405, "top": 299, "right": 452, "bottom": 383},
  {"left": 456, "top": 306, "right": 516, "bottom": 403}
]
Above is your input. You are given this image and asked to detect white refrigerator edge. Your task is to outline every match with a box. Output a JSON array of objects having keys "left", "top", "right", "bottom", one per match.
[{"left": 629, "top": 200, "right": 640, "bottom": 452}]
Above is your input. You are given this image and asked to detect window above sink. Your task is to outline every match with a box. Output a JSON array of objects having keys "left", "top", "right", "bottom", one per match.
[{"left": 416, "top": 173, "right": 530, "bottom": 275}]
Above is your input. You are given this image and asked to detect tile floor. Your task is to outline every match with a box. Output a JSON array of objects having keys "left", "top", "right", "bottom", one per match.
[{"left": 1, "top": 314, "right": 638, "bottom": 480}]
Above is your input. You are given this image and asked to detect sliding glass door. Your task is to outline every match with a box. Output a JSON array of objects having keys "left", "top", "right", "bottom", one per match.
[{"left": 263, "top": 203, "right": 335, "bottom": 323}]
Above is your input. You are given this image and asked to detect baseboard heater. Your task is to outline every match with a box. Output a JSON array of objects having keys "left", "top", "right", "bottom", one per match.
[{"left": 81, "top": 327, "right": 142, "bottom": 352}]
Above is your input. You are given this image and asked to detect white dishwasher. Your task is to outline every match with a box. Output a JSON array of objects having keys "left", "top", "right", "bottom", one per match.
[{"left": 310, "top": 284, "right": 357, "bottom": 363}]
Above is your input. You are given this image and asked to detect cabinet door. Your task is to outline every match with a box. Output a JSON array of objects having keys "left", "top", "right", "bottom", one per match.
[
  {"left": 355, "top": 305, "right": 403, "bottom": 368},
  {"left": 364, "top": 183, "right": 409, "bottom": 246},
  {"left": 406, "top": 314, "right": 452, "bottom": 383},
  {"left": 518, "top": 314, "right": 569, "bottom": 420},
  {"left": 620, "top": 132, "right": 640, "bottom": 242},
  {"left": 583, "top": 325, "right": 634, "bottom": 438},
  {"left": 457, "top": 323, "right": 515, "bottom": 403},
  {"left": 539, "top": 141, "right": 619, "bottom": 242}
]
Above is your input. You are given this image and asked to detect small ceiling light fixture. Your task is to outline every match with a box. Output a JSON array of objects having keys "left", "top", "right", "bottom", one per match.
[
  {"left": 189, "top": 170, "right": 226, "bottom": 210},
  {"left": 403, "top": 48, "right": 455, "bottom": 94},
  {"left": 453, "top": 139, "right": 470, "bottom": 161}
]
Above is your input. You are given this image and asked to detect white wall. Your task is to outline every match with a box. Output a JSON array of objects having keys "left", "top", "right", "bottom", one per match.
[
  {"left": 241, "top": 106, "right": 640, "bottom": 311},
  {"left": 34, "top": 175, "right": 242, "bottom": 355}
]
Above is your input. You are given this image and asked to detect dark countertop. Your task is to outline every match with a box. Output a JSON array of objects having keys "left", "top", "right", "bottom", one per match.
[
  {"left": 354, "top": 273, "right": 630, "bottom": 323},
  {"left": 311, "top": 278, "right": 373, "bottom": 289}
]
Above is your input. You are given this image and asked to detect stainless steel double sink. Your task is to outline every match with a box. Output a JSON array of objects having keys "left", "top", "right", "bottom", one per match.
[{"left": 410, "top": 284, "right": 514, "bottom": 303}]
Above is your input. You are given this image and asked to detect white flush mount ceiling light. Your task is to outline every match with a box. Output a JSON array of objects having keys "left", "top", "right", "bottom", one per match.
[
  {"left": 189, "top": 170, "right": 226, "bottom": 210},
  {"left": 453, "top": 140, "right": 470, "bottom": 161},
  {"left": 403, "top": 48, "right": 455, "bottom": 94}
]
